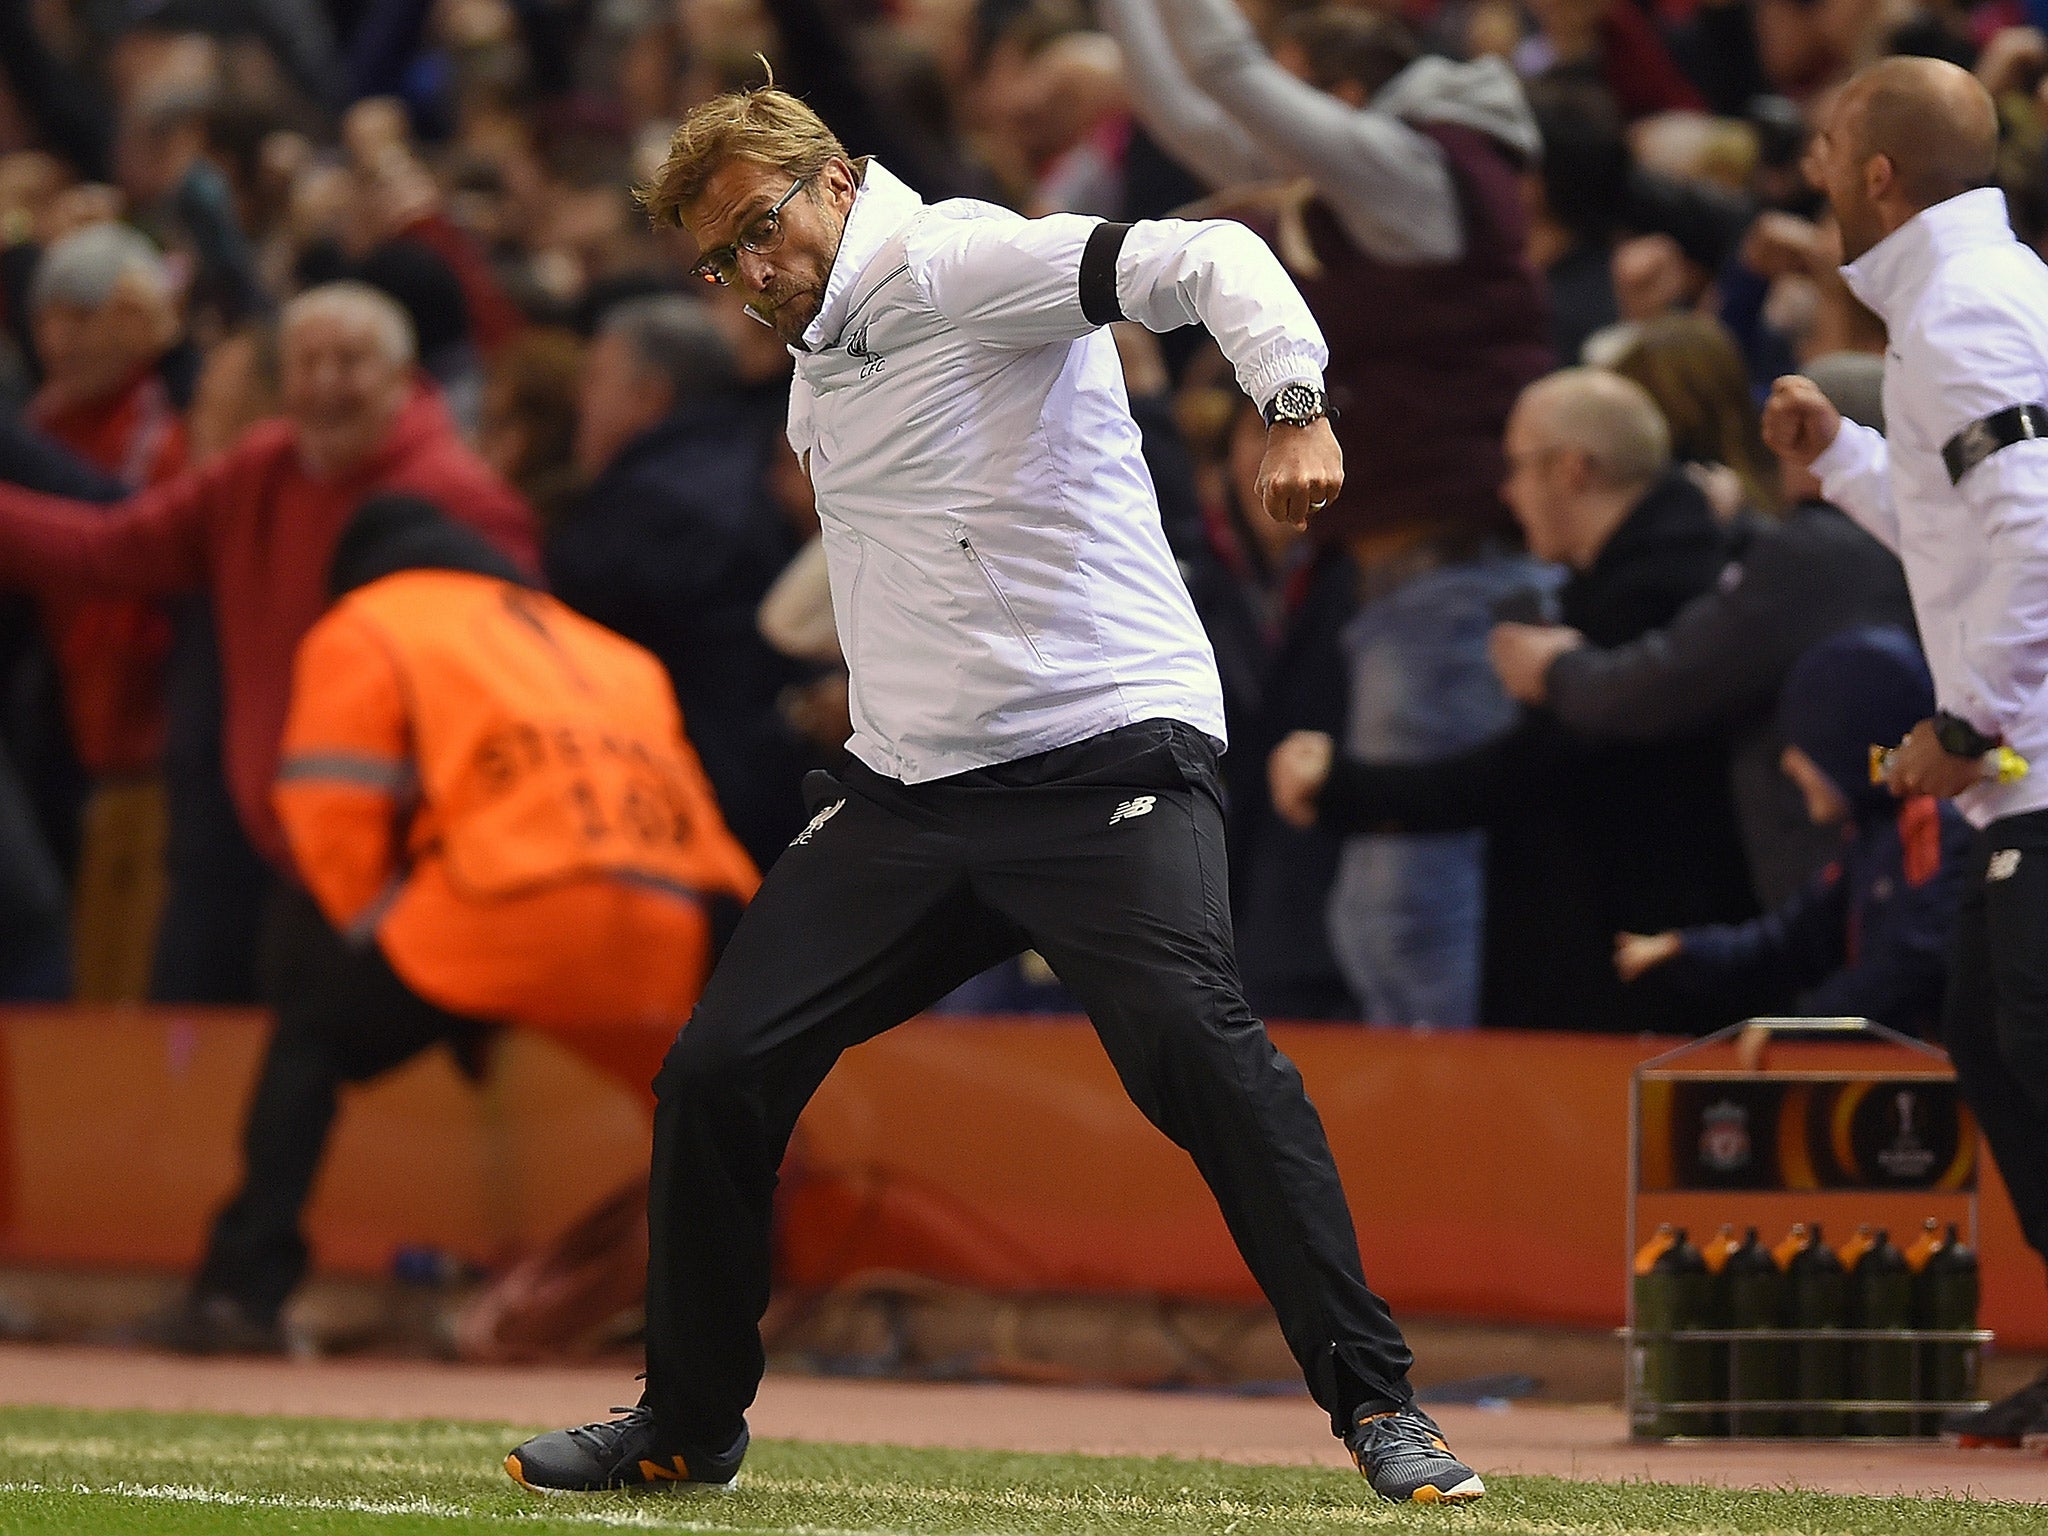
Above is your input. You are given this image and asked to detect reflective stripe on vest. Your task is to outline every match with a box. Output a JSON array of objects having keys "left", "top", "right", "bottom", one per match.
[
  {"left": 277, "top": 751, "right": 416, "bottom": 793},
  {"left": 320, "top": 571, "right": 758, "bottom": 904}
]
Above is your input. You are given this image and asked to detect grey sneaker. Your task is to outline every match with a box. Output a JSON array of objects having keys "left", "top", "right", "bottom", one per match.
[
  {"left": 1346, "top": 1405, "right": 1485, "bottom": 1504},
  {"left": 505, "top": 1404, "right": 746, "bottom": 1494}
]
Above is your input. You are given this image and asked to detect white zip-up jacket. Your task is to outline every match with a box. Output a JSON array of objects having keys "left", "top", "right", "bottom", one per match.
[
  {"left": 1814, "top": 187, "right": 2048, "bottom": 828},
  {"left": 785, "top": 160, "right": 1327, "bottom": 782}
]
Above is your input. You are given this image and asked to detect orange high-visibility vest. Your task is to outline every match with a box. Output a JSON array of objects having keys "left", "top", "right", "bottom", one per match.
[{"left": 273, "top": 570, "right": 758, "bottom": 1081}]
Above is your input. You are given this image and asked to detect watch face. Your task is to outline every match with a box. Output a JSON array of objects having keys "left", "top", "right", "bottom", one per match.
[{"left": 1273, "top": 383, "right": 1319, "bottom": 422}]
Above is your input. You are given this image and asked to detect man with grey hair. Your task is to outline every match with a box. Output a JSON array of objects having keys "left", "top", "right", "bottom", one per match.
[
  {"left": 548, "top": 294, "right": 809, "bottom": 864},
  {"left": 28, "top": 226, "right": 182, "bottom": 453},
  {"left": 0, "top": 281, "right": 537, "bottom": 979},
  {"left": 28, "top": 224, "right": 182, "bottom": 430},
  {"left": 21, "top": 221, "right": 191, "bottom": 1000},
  {"left": 1270, "top": 368, "right": 1758, "bottom": 1032},
  {"left": 1486, "top": 355, "right": 1916, "bottom": 910}
]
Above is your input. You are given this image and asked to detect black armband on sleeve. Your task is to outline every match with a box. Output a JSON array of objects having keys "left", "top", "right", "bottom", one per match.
[
  {"left": 1079, "top": 221, "right": 1133, "bottom": 327},
  {"left": 1942, "top": 403, "right": 2048, "bottom": 485}
]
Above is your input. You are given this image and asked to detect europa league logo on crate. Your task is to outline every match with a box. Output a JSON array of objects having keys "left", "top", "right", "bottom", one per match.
[{"left": 1643, "top": 1078, "right": 1976, "bottom": 1193}]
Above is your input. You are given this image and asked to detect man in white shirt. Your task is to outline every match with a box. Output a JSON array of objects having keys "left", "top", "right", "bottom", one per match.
[
  {"left": 505, "top": 86, "right": 1484, "bottom": 1505},
  {"left": 1765, "top": 55, "right": 2048, "bottom": 1444}
]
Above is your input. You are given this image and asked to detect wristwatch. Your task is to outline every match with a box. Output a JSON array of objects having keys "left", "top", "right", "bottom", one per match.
[
  {"left": 1933, "top": 711, "right": 2001, "bottom": 758},
  {"left": 1262, "top": 382, "right": 1331, "bottom": 429}
]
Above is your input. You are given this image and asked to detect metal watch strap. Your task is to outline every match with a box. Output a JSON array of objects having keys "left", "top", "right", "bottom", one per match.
[
  {"left": 1942, "top": 402, "right": 2048, "bottom": 485},
  {"left": 1262, "top": 383, "right": 1332, "bottom": 428}
]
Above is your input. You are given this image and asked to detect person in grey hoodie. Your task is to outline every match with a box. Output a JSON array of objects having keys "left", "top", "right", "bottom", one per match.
[{"left": 1101, "top": 0, "right": 1553, "bottom": 1025}]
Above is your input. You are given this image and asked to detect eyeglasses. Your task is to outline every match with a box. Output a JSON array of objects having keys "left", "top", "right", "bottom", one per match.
[{"left": 692, "top": 178, "right": 808, "bottom": 287}]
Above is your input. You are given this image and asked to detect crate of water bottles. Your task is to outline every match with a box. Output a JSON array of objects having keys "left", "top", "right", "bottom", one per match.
[{"left": 1623, "top": 1019, "right": 1992, "bottom": 1441}]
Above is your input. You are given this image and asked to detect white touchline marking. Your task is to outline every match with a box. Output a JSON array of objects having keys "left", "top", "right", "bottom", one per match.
[
  {"left": 0, "top": 1481, "right": 893, "bottom": 1534},
  {"left": 0, "top": 1474, "right": 2009, "bottom": 1533}
]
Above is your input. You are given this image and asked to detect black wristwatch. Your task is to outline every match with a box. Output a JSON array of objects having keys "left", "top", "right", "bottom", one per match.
[
  {"left": 1933, "top": 710, "right": 2001, "bottom": 758},
  {"left": 1262, "top": 382, "right": 1331, "bottom": 429}
]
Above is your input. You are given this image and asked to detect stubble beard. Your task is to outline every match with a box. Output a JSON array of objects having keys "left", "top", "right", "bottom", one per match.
[
  {"left": 765, "top": 203, "right": 848, "bottom": 349},
  {"left": 765, "top": 286, "right": 824, "bottom": 348}
]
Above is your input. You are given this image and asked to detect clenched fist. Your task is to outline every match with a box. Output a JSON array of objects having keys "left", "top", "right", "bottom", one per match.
[
  {"left": 1269, "top": 730, "right": 1334, "bottom": 829},
  {"left": 1258, "top": 418, "right": 1343, "bottom": 529},
  {"left": 1761, "top": 374, "right": 1844, "bottom": 470}
]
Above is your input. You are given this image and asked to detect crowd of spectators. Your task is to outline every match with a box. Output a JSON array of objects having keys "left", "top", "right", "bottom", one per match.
[{"left": 0, "top": 0, "right": 2033, "bottom": 1034}]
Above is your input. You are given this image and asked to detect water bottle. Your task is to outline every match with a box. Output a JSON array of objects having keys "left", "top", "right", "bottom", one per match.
[
  {"left": 1633, "top": 1226, "right": 1716, "bottom": 1435},
  {"left": 1786, "top": 1223, "right": 1848, "bottom": 1436},
  {"left": 1848, "top": 1229, "right": 1914, "bottom": 1435},
  {"left": 1698, "top": 1224, "right": 1742, "bottom": 1434},
  {"left": 1723, "top": 1226, "right": 1789, "bottom": 1437},
  {"left": 1916, "top": 1224, "right": 1981, "bottom": 1432}
]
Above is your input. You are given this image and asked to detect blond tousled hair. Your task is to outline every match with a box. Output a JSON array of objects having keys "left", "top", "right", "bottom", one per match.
[{"left": 638, "top": 84, "right": 848, "bottom": 228}]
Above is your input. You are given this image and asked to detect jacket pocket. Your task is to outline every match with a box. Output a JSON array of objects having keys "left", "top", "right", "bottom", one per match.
[{"left": 954, "top": 528, "right": 1045, "bottom": 666}]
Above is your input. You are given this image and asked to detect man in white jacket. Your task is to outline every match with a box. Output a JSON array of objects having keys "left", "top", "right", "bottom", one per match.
[
  {"left": 1765, "top": 55, "right": 2048, "bottom": 1444},
  {"left": 506, "top": 85, "right": 1485, "bottom": 1506}
]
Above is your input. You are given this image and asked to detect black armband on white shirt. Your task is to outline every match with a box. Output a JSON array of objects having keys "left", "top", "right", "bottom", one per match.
[{"left": 1079, "top": 222, "right": 1134, "bottom": 326}]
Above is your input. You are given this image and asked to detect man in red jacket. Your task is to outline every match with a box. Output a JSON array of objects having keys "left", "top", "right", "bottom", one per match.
[{"left": 0, "top": 282, "right": 540, "bottom": 874}]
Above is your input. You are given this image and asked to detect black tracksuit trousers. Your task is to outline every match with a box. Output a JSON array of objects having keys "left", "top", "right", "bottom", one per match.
[
  {"left": 1943, "top": 809, "right": 2048, "bottom": 1278},
  {"left": 643, "top": 719, "right": 1415, "bottom": 1451}
]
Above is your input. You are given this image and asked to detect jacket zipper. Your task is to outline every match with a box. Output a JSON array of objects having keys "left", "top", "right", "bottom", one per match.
[
  {"left": 843, "top": 533, "right": 871, "bottom": 727},
  {"left": 957, "top": 532, "right": 1045, "bottom": 664}
]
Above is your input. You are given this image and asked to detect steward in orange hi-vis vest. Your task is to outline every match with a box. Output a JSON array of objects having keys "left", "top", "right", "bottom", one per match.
[{"left": 273, "top": 565, "right": 758, "bottom": 1089}]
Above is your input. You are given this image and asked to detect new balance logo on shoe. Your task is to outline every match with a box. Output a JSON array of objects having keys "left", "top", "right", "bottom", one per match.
[
  {"left": 792, "top": 799, "right": 845, "bottom": 846},
  {"left": 1109, "top": 796, "right": 1156, "bottom": 825}
]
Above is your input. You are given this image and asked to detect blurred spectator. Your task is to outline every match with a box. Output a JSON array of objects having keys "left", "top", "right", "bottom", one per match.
[
  {"left": 0, "top": 283, "right": 537, "bottom": 875},
  {"left": 478, "top": 326, "right": 584, "bottom": 531},
  {"left": 1269, "top": 371, "right": 1758, "bottom": 1033},
  {"left": 1488, "top": 351, "right": 1916, "bottom": 907},
  {"left": 546, "top": 294, "right": 810, "bottom": 865},
  {"left": 0, "top": 418, "right": 128, "bottom": 998},
  {"left": 23, "top": 222, "right": 191, "bottom": 999},
  {"left": 1608, "top": 312, "right": 1781, "bottom": 520},
  {"left": 761, "top": 0, "right": 1005, "bottom": 205},
  {"left": 1181, "top": 387, "right": 1308, "bottom": 756},
  {"left": 1009, "top": 31, "right": 1135, "bottom": 216},
  {"left": 154, "top": 494, "right": 756, "bottom": 1351},
  {"left": 1519, "top": 0, "right": 1706, "bottom": 120},
  {"left": 1524, "top": 73, "right": 1628, "bottom": 364},
  {"left": 151, "top": 322, "right": 281, "bottom": 1004},
  {"left": 1151, "top": 379, "right": 1352, "bottom": 1015},
  {"left": 1674, "top": 0, "right": 1849, "bottom": 110},
  {"left": 1106, "top": 0, "right": 1553, "bottom": 1024},
  {"left": 114, "top": 80, "right": 268, "bottom": 327},
  {"left": 1228, "top": 541, "right": 1363, "bottom": 1019},
  {"left": 1616, "top": 625, "right": 1969, "bottom": 1035},
  {"left": 350, "top": 237, "right": 482, "bottom": 431}
]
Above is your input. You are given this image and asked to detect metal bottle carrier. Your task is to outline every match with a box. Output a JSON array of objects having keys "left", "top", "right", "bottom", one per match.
[{"left": 1624, "top": 1018, "right": 1991, "bottom": 1441}]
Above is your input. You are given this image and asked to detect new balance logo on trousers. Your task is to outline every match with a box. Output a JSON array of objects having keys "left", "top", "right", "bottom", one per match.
[{"left": 1109, "top": 795, "right": 1156, "bottom": 824}]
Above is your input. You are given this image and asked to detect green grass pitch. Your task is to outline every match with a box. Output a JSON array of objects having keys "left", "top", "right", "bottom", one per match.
[{"left": 0, "top": 1405, "right": 2042, "bottom": 1534}]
